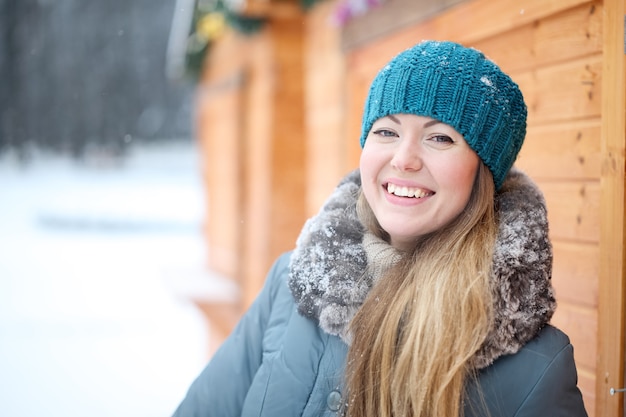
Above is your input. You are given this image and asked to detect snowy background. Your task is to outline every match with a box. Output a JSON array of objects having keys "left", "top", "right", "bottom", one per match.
[{"left": 0, "top": 141, "right": 231, "bottom": 417}]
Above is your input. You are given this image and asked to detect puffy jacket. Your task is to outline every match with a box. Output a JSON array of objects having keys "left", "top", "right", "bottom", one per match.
[{"left": 173, "top": 253, "right": 587, "bottom": 417}]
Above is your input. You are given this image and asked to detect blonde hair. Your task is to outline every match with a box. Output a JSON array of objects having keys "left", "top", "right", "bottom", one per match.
[{"left": 346, "top": 163, "right": 497, "bottom": 417}]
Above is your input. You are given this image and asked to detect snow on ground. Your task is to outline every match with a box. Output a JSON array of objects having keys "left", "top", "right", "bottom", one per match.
[{"left": 0, "top": 142, "right": 231, "bottom": 417}]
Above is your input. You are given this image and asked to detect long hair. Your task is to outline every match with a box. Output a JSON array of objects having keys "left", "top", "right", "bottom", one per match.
[{"left": 345, "top": 163, "right": 497, "bottom": 417}]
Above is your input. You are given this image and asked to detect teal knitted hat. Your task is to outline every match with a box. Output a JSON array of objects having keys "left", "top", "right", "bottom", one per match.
[{"left": 360, "top": 40, "right": 527, "bottom": 189}]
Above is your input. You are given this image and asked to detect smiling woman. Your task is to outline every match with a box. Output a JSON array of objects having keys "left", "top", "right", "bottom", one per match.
[{"left": 172, "top": 40, "right": 588, "bottom": 417}]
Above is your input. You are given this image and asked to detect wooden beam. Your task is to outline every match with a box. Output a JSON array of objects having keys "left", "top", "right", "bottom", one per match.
[
  {"left": 241, "top": 12, "right": 307, "bottom": 310},
  {"left": 596, "top": 0, "right": 626, "bottom": 415}
]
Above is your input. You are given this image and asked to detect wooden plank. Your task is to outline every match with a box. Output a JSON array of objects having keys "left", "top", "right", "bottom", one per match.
[
  {"left": 595, "top": 0, "right": 626, "bottom": 414},
  {"left": 474, "top": 1, "right": 603, "bottom": 73},
  {"left": 551, "top": 301, "right": 597, "bottom": 411},
  {"left": 552, "top": 301, "right": 598, "bottom": 373},
  {"left": 514, "top": 54, "right": 602, "bottom": 125},
  {"left": 516, "top": 119, "right": 601, "bottom": 181},
  {"left": 579, "top": 367, "right": 598, "bottom": 416},
  {"left": 552, "top": 240, "right": 599, "bottom": 308},
  {"left": 539, "top": 180, "right": 600, "bottom": 243}
]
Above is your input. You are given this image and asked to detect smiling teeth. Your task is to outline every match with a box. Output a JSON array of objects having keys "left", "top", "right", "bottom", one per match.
[{"left": 387, "top": 183, "right": 432, "bottom": 198}]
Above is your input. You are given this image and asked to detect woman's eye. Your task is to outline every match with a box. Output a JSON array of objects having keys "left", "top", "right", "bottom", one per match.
[
  {"left": 430, "top": 135, "right": 453, "bottom": 143},
  {"left": 372, "top": 129, "right": 397, "bottom": 137}
]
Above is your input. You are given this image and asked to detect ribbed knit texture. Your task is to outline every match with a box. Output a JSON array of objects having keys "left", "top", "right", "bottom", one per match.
[
  {"left": 359, "top": 40, "right": 527, "bottom": 189},
  {"left": 361, "top": 232, "right": 402, "bottom": 282}
]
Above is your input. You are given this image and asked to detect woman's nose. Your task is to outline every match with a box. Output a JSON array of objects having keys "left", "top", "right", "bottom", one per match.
[{"left": 390, "top": 140, "right": 423, "bottom": 171}]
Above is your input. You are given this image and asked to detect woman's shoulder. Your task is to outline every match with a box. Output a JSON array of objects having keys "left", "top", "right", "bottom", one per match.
[
  {"left": 467, "top": 325, "right": 588, "bottom": 416},
  {"left": 519, "top": 324, "right": 572, "bottom": 357},
  {"left": 262, "top": 251, "right": 293, "bottom": 300},
  {"left": 478, "top": 324, "right": 575, "bottom": 385}
]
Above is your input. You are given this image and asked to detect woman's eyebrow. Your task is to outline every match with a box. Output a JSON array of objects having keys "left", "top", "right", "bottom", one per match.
[
  {"left": 387, "top": 115, "right": 401, "bottom": 124},
  {"left": 423, "top": 119, "right": 442, "bottom": 128}
]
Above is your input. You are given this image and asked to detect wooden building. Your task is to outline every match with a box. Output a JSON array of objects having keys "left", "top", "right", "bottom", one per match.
[{"left": 192, "top": 0, "right": 625, "bottom": 415}]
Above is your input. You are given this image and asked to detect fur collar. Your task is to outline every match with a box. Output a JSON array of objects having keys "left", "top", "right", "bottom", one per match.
[{"left": 288, "top": 169, "right": 556, "bottom": 369}]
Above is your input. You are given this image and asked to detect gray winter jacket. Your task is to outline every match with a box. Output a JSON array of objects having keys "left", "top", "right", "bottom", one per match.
[{"left": 173, "top": 169, "right": 588, "bottom": 417}]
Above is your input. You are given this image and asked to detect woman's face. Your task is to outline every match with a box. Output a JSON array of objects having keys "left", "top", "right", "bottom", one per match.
[{"left": 360, "top": 114, "right": 480, "bottom": 251}]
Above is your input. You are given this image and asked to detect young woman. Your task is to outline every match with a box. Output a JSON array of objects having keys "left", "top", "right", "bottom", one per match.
[{"left": 173, "top": 40, "right": 588, "bottom": 416}]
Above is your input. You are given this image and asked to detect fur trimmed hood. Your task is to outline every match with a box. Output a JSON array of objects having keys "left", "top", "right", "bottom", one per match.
[{"left": 288, "top": 168, "right": 556, "bottom": 369}]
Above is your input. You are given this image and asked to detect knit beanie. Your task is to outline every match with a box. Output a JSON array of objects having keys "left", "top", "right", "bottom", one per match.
[{"left": 360, "top": 40, "right": 527, "bottom": 189}]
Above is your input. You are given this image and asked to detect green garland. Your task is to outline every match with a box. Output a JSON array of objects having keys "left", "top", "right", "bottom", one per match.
[
  {"left": 299, "top": 0, "right": 324, "bottom": 10},
  {"left": 185, "top": 0, "right": 326, "bottom": 80},
  {"left": 184, "top": 0, "right": 267, "bottom": 79}
]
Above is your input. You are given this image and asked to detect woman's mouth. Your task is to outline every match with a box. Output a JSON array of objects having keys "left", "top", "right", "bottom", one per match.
[{"left": 385, "top": 183, "right": 434, "bottom": 198}]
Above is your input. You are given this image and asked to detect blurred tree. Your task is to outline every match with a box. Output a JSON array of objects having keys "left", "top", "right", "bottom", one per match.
[{"left": 0, "top": 0, "right": 194, "bottom": 159}]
